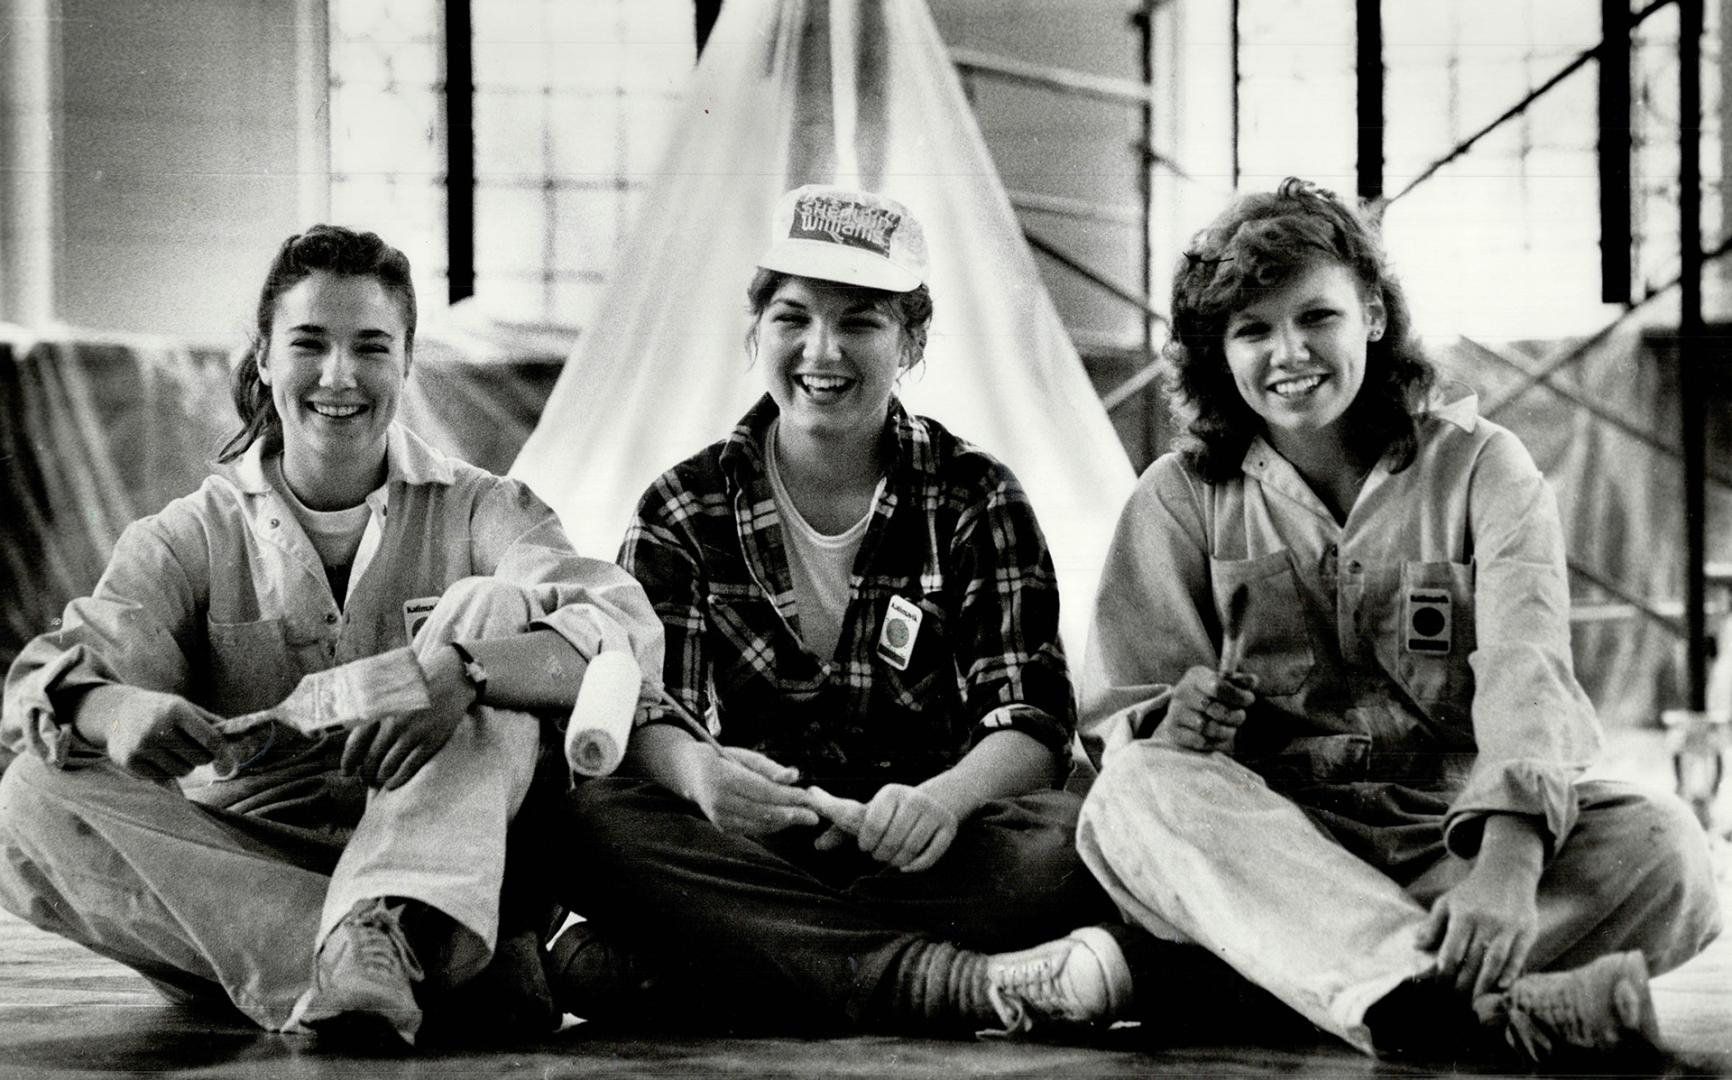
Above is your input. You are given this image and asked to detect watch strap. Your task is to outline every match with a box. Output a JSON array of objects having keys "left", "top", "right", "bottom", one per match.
[{"left": 449, "top": 641, "right": 488, "bottom": 700}]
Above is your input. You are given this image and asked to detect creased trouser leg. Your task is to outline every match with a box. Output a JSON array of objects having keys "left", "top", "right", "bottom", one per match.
[
  {"left": 0, "top": 754, "right": 339, "bottom": 1029},
  {"left": 318, "top": 577, "right": 542, "bottom": 986},
  {"left": 1403, "top": 779, "right": 1722, "bottom": 977},
  {"left": 561, "top": 779, "right": 1110, "bottom": 1032},
  {"left": 1080, "top": 745, "right": 1726, "bottom": 1057},
  {"left": 1077, "top": 743, "right": 1431, "bottom": 1053}
]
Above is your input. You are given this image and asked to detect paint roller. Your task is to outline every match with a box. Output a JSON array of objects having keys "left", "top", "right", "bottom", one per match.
[
  {"left": 563, "top": 650, "right": 641, "bottom": 776},
  {"left": 563, "top": 648, "right": 727, "bottom": 775}
]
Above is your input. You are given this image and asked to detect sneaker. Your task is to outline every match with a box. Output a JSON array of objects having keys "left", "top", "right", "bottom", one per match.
[
  {"left": 545, "top": 918, "right": 661, "bottom": 1024},
  {"left": 1477, "top": 951, "right": 1662, "bottom": 1066},
  {"left": 294, "top": 897, "right": 426, "bottom": 1047},
  {"left": 984, "top": 926, "right": 1133, "bottom": 1035}
]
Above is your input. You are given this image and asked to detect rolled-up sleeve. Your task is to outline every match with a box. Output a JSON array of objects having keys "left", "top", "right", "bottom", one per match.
[
  {"left": 615, "top": 475, "right": 710, "bottom": 733},
  {"left": 470, "top": 480, "right": 664, "bottom": 714},
  {"left": 1443, "top": 430, "right": 1600, "bottom": 857},
  {"left": 1079, "top": 457, "right": 1219, "bottom": 769},
  {"left": 3, "top": 518, "right": 201, "bottom": 767},
  {"left": 950, "top": 470, "right": 1075, "bottom": 766}
]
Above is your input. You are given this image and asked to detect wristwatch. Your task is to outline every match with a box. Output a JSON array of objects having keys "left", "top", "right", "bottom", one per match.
[{"left": 448, "top": 641, "right": 488, "bottom": 702}]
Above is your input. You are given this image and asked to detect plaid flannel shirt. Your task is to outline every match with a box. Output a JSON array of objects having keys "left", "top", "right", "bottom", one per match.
[{"left": 620, "top": 394, "right": 1075, "bottom": 800}]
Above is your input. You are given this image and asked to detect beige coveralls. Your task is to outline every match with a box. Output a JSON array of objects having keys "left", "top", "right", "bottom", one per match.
[
  {"left": 0, "top": 424, "right": 661, "bottom": 1029},
  {"left": 1076, "top": 392, "right": 1721, "bottom": 1052}
]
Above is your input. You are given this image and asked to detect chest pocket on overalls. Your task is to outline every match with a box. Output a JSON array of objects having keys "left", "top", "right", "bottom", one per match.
[
  {"left": 204, "top": 616, "right": 313, "bottom": 714},
  {"left": 1390, "top": 559, "right": 1476, "bottom": 706},
  {"left": 1209, "top": 550, "right": 1315, "bottom": 697}
]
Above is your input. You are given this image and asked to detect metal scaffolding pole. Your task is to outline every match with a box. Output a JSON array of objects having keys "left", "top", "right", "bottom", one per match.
[
  {"left": 444, "top": 0, "right": 474, "bottom": 304},
  {"left": 1136, "top": 0, "right": 1158, "bottom": 464},
  {"left": 1599, "top": 0, "right": 1633, "bottom": 303},
  {"left": 1356, "top": 0, "right": 1383, "bottom": 201},
  {"left": 1680, "top": 0, "right": 1708, "bottom": 709}
]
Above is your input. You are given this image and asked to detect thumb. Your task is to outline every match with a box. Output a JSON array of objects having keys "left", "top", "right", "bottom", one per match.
[
  {"left": 813, "top": 825, "right": 850, "bottom": 851},
  {"left": 1415, "top": 900, "right": 1449, "bottom": 952},
  {"left": 1224, "top": 671, "right": 1260, "bottom": 695},
  {"left": 804, "top": 785, "right": 866, "bottom": 834},
  {"left": 177, "top": 701, "right": 234, "bottom": 762}
]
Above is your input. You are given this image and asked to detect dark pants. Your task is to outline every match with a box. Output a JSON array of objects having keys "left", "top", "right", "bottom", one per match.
[{"left": 553, "top": 778, "right": 1118, "bottom": 1032}]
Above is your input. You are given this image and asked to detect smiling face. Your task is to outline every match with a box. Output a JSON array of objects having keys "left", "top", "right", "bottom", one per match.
[
  {"left": 1222, "top": 258, "right": 1386, "bottom": 460},
  {"left": 755, "top": 275, "right": 914, "bottom": 454},
  {"left": 256, "top": 271, "right": 410, "bottom": 502}
]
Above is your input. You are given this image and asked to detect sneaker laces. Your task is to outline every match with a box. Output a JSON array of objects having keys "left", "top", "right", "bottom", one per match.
[
  {"left": 339, "top": 900, "right": 427, "bottom": 986},
  {"left": 984, "top": 929, "right": 1128, "bottom": 1036},
  {"left": 986, "top": 954, "right": 1058, "bottom": 1035},
  {"left": 1491, "top": 953, "right": 1653, "bottom": 1064}
]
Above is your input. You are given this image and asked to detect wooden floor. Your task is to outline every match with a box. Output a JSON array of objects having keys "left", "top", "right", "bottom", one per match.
[{"left": 2, "top": 731, "right": 1728, "bottom": 1080}]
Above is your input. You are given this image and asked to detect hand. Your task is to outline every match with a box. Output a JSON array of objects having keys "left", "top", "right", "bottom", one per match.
[
  {"left": 1151, "top": 665, "right": 1257, "bottom": 753},
  {"left": 340, "top": 646, "right": 475, "bottom": 790},
  {"left": 688, "top": 745, "right": 821, "bottom": 837},
  {"left": 1417, "top": 862, "right": 1540, "bottom": 999},
  {"left": 809, "top": 783, "right": 959, "bottom": 872},
  {"left": 92, "top": 687, "right": 230, "bottom": 782}
]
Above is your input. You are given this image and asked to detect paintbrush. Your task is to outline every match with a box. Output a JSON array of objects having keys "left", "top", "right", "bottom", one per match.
[{"left": 1218, "top": 583, "right": 1249, "bottom": 677}]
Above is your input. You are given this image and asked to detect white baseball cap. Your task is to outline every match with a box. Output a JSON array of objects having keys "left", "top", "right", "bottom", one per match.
[{"left": 757, "top": 184, "right": 928, "bottom": 293}]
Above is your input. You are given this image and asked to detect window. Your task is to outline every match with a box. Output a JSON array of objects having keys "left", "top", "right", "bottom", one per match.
[{"left": 327, "top": 0, "right": 693, "bottom": 325}]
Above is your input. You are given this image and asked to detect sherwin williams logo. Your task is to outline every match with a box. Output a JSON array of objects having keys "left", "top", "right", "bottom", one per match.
[{"left": 791, "top": 195, "right": 900, "bottom": 255}]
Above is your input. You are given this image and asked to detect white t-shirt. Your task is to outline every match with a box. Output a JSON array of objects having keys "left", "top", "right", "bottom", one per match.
[
  {"left": 268, "top": 457, "right": 376, "bottom": 605},
  {"left": 765, "top": 420, "right": 884, "bottom": 660}
]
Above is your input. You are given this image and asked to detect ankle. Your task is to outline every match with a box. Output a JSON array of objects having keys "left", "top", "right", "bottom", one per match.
[
  {"left": 1365, "top": 976, "right": 1477, "bottom": 1059},
  {"left": 886, "top": 939, "right": 996, "bottom": 1032}
]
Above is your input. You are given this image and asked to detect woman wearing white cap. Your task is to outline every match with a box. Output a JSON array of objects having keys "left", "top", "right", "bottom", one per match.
[{"left": 545, "top": 184, "right": 1129, "bottom": 1036}]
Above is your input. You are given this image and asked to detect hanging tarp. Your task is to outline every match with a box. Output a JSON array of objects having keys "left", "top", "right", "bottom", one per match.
[
  {"left": 1434, "top": 327, "right": 1732, "bottom": 728},
  {"left": 509, "top": 0, "right": 1138, "bottom": 653}
]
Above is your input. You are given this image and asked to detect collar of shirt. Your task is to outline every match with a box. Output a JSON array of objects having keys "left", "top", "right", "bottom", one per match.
[
  {"left": 716, "top": 393, "right": 940, "bottom": 488},
  {"left": 1236, "top": 384, "right": 1483, "bottom": 522},
  {"left": 714, "top": 394, "right": 935, "bottom": 630},
  {"left": 232, "top": 422, "right": 456, "bottom": 505},
  {"left": 229, "top": 422, "right": 458, "bottom": 603}
]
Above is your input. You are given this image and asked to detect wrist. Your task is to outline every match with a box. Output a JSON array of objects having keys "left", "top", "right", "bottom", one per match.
[
  {"left": 446, "top": 641, "right": 488, "bottom": 706},
  {"left": 71, "top": 684, "right": 146, "bottom": 749},
  {"left": 1473, "top": 815, "right": 1545, "bottom": 882},
  {"left": 914, "top": 773, "right": 976, "bottom": 822}
]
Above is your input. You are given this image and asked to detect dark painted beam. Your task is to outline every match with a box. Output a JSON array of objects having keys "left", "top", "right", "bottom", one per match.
[
  {"left": 1134, "top": 0, "right": 1158, "bottom": 464},
  {"left": 445, "top": 0, "right": 474, "bottom": 304},
  {"left": 1680, "top": 0, "right": 1708, "bottom": 709},
  {"left": 1356, "top": 0, "right": 1383, "bottom": 201},
  {"left": 1599, "top": 0, "right": 1632, "bottom": 303},
  {"left": 1230, "top": 0, "right": 1241, "bottom": 186}
]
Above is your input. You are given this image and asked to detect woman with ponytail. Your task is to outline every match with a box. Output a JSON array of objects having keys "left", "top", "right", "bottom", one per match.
[{"left": 0, "top": 225, "right": 661, "bottom": 1050}]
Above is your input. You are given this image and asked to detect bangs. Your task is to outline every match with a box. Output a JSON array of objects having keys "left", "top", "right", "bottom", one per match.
[{"left": 1192, "top": 216, "right": 1349, "bottom": 318}]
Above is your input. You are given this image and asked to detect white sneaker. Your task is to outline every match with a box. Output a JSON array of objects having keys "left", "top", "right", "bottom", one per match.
[
  {"left": 292, "top": 897, "right": 426, "bottom": 1047},
  {"left": 1478, "top": 951, "right": 1661, "bottom": 1066},
  {"left": 984, "top": 926, "right": 1132, "bottom": 1035}
]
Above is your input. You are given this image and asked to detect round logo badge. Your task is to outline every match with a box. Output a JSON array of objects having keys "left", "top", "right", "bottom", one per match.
[{"left": 885, "top": 618, "right": 910, "bottom": 649}]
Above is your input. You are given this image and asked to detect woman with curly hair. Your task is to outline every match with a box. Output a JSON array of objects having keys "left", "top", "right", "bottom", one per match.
[{"left": 1066, "top": 179, "right": 1720, "bottom": 1066}]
